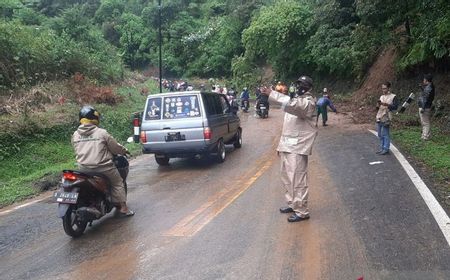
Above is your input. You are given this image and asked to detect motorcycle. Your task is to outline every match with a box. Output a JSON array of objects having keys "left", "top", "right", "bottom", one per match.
[
  {"left": 53, "top": 155, "right": 129, "bottom": 238},
  {"left": 241, "top": 99, "right": 249, "bottom": 113},
  {"left": 255, "top": 101, "right": 269, "bottom": 118}
]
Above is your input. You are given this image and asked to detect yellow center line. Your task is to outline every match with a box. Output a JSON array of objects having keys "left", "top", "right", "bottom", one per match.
[
  {"left": 164, "top": 152, "right": 277, "bottom": 237},
  {"left": 165, "top": 133, "right": 280, "bottom": 237}
]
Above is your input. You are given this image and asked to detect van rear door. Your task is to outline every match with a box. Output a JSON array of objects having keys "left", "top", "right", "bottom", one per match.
[{"left": 141, "top": 94, "right": 204, "bottom": 145}]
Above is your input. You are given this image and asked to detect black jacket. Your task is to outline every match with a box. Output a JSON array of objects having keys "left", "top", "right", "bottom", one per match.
[{"left": 418, "top": 83, "right": 435, "bottom": 109}]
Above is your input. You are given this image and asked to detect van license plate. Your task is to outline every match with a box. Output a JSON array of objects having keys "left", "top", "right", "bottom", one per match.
[
  {"left": 165, "top": 132, "right": 185, "bottom": 142},
  {"left": 53, "top": 191, "right": 78, "bottom": 204}
]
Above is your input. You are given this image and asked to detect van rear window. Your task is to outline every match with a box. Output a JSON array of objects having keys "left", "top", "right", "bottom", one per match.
[
  {"left": 145, "top": 97, "right": 162, "bottom": 120},
  {"left": 162, "top": 95, "right": 201, "bottom": 119}
]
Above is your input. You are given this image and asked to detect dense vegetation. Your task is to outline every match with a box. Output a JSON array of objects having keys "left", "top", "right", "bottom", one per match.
[
  {"left": 0, "top": 0, "right": 449, "bottom": 207},
  {"left": 1, "top": 0, "right": 450, "bottom": 90},
  {"left": 0, "top": 78, "right": 154, "bottom": 206}
]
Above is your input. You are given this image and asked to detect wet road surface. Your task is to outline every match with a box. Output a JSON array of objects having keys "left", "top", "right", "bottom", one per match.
[{"left": 0, "top": 108, "right": 449, "bottom": 280}]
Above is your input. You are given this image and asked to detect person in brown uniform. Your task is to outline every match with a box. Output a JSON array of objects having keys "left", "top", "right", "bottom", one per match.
[
  {"left": 72, "top": 105, "right": 135, "bottom": 217},
  {"left": 261, "top": 76, "right": 318, "bottom": 222}
]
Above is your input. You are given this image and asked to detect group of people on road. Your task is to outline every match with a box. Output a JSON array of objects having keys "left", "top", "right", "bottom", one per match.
[
  {"left": 375, "top": 74, "right": 435, "bottom": 155},
  {"left": 259, "top": 73, "right": 436, "bottom": 224},
  {"left": 162, "top": 79, "right": 194, "bottom": 91},
  {"left": 69, "top": 72, "right": 436, "bottom": 226}
]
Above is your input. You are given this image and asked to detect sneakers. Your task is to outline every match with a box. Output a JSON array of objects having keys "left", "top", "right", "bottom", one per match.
[{"left": 376, "top": 149, "right": 389, "bottom": 155}]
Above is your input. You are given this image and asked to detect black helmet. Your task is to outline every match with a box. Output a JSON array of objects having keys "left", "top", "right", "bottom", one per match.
[
  {"left": 294, "top": 75, "right": 313, "bottom": 95},
  {"left": 79, "top": 105, "right": 100, "bottom": 124},
  {"left": 296, "top": 75, "right": 313, "bottom": 88}
]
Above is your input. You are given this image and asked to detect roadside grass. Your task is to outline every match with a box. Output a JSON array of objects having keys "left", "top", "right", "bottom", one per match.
[
  {"left": 0, "top": 79, "right": 157, "bottom": 207},
  {"left": 392, "top": 126, "right": 450, "bottom": 183}
]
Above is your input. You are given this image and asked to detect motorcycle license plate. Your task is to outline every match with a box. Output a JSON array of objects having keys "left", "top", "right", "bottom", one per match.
[
  {"left": 53, "top": 191, "right": 78, "bottom": 204},
  {"left": 260, "top": 106, "right": 266, "bottom": 109}
]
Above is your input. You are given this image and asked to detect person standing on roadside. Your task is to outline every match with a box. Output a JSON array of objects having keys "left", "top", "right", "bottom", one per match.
[
  {"left": 375, "top": 82, "right": 399, "bottom": 155},
  {"left": 260, "top": 76, "right": 317, "bottom": 222},
  {"left": 418, "top": 74, "right": 435, "bottom": 140},
  {"left": 316, "top": 88, "right": 337, "bottom": 126}
]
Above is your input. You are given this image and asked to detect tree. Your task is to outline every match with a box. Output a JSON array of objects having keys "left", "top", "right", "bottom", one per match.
[
  {"left": 117, "top": 13, "right": 153, "bottom": 69},
  {"left": 241, "top": 0, "right": 313, "bottom": 79}
]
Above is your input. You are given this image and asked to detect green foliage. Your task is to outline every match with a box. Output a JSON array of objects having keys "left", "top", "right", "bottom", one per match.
[
  {"left": 306, "top": 23, "right": 384, "bottom": 78},
  {"left": 231, "top": 55, "right": 263, "bottom": 90},
  {"left": 0, "top": 0, "right": 22, "bottom": 18},
  {"left": 394, "top": 1, "right": 450, "bottom": 70},
  {"left": 184, "top": 16, "right": 243, "bottom": 77},
  {"left": 13, "top": 6, "right": 45, "bottom": 25},
  {"left": 241, "top": 0, "right": 313, "bottom": 79},
  {"left": 392, "top": 127, "right": 450, "bottom": 181},
  {"left": 94, "top": 0, "right": 124, "bottom": 23},
  {"left": 2, "top": 0, "right": 450, "bottom": 90},
  {"left": 0, "top": 79, "right": 156, "bottom": 206},
  {"left": 0, "top": 14, "right": 123, "bottom": 89},
  {"left": 117, "top": 12, "right": 154, "bottom": 69}
]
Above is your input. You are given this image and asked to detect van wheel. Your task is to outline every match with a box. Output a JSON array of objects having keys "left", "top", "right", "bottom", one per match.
[
  {"left": 155, "top": 154, "right": 170, "bottom": 166},
  {"left": 215, "top": 139, "right": 226, "bottom": 163},
  {"left": 233, "top": 129, "right": 242, "bottom": 148}
]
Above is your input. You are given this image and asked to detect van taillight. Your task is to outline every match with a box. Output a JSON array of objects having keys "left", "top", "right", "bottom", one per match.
[
  {"left": 203, "top": 127, "right": 212, "bottom": 140},
  {"left": 140, "top": 131, "right": 147, "bottom": 143},
  {"left": 63, "top": 172, "right": 77, "bottom": 181}
]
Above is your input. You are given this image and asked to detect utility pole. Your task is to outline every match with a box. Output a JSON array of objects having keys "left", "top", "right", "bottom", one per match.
[{"left": 158, "top": 0, "right": 162, "bottom": 93}]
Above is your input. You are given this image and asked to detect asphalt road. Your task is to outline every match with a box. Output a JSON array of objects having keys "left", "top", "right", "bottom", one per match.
[{"left": 0, "top": 108, "right": 449, "bottom": 280}]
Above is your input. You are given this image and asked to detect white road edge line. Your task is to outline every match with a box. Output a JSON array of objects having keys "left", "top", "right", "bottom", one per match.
[
  {"left": 369, "top": 129, "right": 450, "bottom": 246},
  {"left": 0, "top": 196, "right": 50, "bottom": 216}
]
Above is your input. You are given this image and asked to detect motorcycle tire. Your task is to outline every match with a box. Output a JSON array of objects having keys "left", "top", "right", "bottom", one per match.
[{"left": 62, "top": 205, "right": 87, "bottom": 238}]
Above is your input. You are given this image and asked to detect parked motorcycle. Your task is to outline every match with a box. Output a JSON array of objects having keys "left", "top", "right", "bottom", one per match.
[
  {"left": 53, "top": 155, "right": 129, "bottom": 238},
  {"left": 255, "top": 101, "right": 269, "bottom": 118}
]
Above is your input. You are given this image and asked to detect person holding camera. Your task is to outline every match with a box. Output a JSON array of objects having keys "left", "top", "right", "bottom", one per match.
[
  {"left": 418, "top": 74, "right": 435, "bottom": 140},
  {"left": 375, "top": 82, "right": 399, "bottom": 155},
  {"left": 260, "top": 76, "right": 318, "bottom": 222}
]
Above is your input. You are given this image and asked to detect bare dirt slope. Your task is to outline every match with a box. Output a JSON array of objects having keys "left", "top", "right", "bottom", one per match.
[{"left": 341, "top": 46, "right": 398, "bottom": 124}]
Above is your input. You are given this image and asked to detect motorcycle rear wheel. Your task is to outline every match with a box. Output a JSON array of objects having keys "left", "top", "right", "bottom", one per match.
[{"left": 63, "top": 205, "right": 87, "bottom": 238}]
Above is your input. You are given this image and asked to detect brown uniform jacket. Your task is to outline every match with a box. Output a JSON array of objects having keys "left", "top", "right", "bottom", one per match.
[
  {"left": 72, "top": 124, "right": 127, "bottom": 172},
  {"left": 269, "top": 91, "right": 318, "bottom": 155}
]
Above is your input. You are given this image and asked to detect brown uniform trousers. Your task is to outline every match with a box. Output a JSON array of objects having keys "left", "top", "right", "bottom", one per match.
[
  {"left": 79, "top": 166, "right": 127, "bottom": 204},
  {"left": 280, "top": 152, "right": 309, "bottom": 217}
]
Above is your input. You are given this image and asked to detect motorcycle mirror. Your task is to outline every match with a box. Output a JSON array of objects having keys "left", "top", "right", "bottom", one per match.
[{"left": 127, "top": 136, "right": 134, "bottom": 143}]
